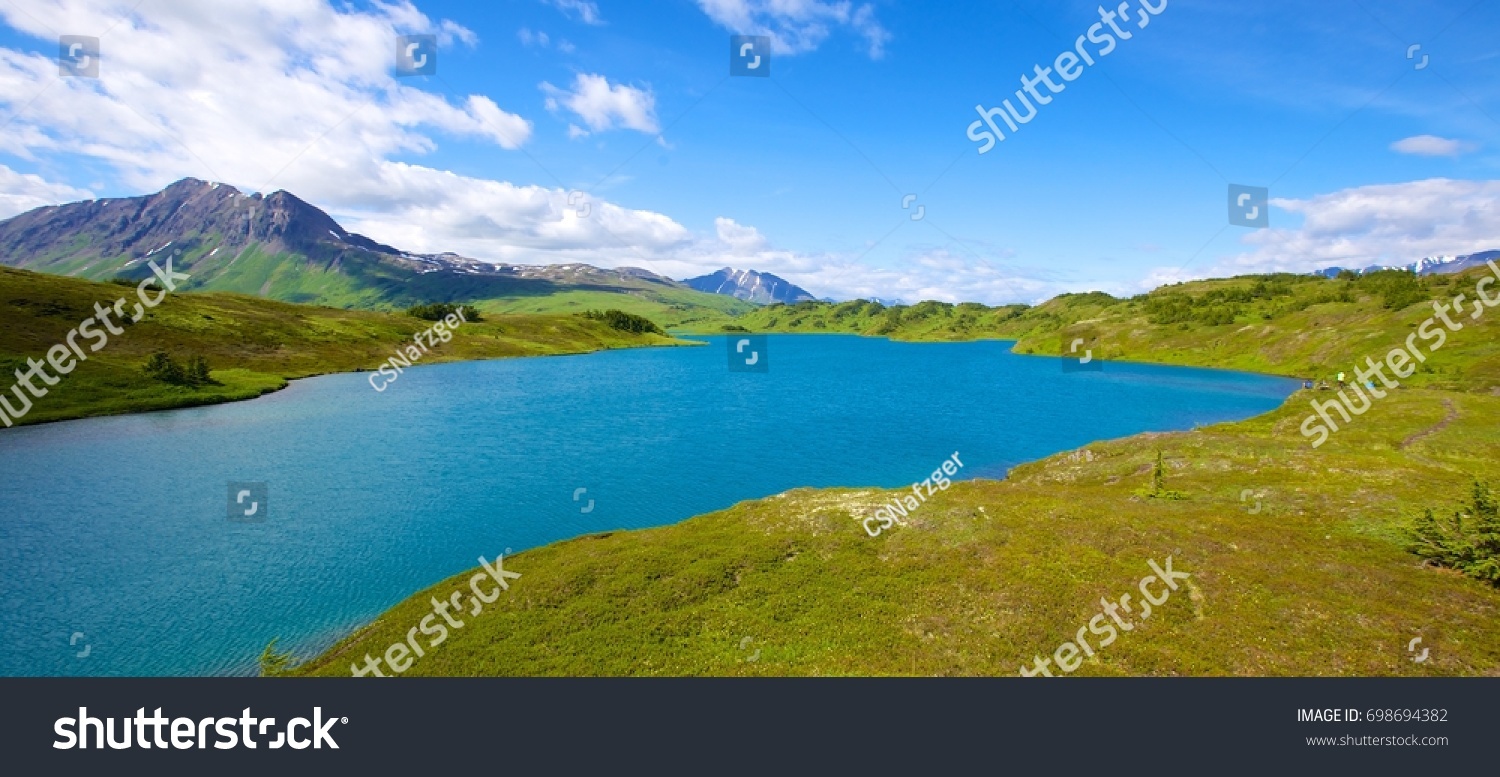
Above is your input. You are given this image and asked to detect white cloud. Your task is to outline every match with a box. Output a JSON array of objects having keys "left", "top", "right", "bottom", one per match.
[
  {"left": 1390, "top": 135, "right": 1477, "bottom": 157},
  {"left": 517, "top": 27, "right": 572, "bottom": 52},
  {"left": 340, "top": 167, "right": 693, "bottom": 262},
  {"left": 461, "top": 96, "right": 534, "bottom": 149},
  {"left": 545, "top": 0, "right": 603, "bottom": 25},
  {"left": 714, "top": 217, "right": 768, "bottom": 252},
  {"left": 0, "top": 0, "right": 711, "bottom": 269},
  {"left": 0, "top": 164, "right": 94, "bottom": 219},
  {"left": 695, "top": 0, "right": 890, "bottom": 58},
  {"left": 1186, "top": 178, "right": 1500, "bottom": 276},
  {"left": 518, "top": 27, "right": 550, "bottom": 47},
  {"left": 540, "top": 73, "right": 659, "bottom": 135},
  {"left": 0, "top": 1, "right": 534, "bottom": 186}
]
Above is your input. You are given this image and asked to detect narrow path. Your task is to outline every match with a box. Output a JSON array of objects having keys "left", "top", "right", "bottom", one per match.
[{"left": 1399, "top": 398, "right": 1459, "bottom": 449}]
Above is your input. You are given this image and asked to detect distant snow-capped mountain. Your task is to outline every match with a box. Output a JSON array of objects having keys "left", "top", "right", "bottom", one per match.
[
  {"left": 1315, "top": 249, "right": 1499, "bottom": 278},
  {"left": 681, "top": 267, "right": 815, "bottom": 304}
]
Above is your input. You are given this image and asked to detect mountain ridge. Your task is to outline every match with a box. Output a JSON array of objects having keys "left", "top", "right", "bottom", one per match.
[
  {"left": 0, "top": 178, "right": 753, "bottom": 327},
  {"left": 1314, "top": 249, "right": 1500, "bottom": 278}
]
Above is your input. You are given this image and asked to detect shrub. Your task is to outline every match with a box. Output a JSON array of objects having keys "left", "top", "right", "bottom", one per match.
[
  {"left": 580, "top": 309, "right": 664, "bottom": 335},
  {"left": 1355, "top": 269, "right": 1425, "bottom": 310},
  {"left": 407, "top": 303, "right": 482, "bottom": 322},
  {"left": 142, "top": 351, "right": 185, "bottom": 384},
  {"left": 143, "top": 351, "right": 218, "bottom": 387},
  {"left": 1410, "top": 481, "right": 1500, "bottom": 585}
]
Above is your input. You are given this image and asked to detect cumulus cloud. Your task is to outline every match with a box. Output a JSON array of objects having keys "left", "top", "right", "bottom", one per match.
[
  {"left": 1390, "top": 135, "right": 1477, "bottom": 157},
  {"left": 0, "top": 164, "right": 94, "bottom": 219},
  {"left": 695, "top": 0, "right": 891, "bottom": 58},
  {"left": 518, "top": 27, "right": 550, "bottom": 47},
  {"left": 518, "top": 27, "right": 573, "bottom": 52},
  {"left": 544, "top": 0, "right": 603, "bottom": 25},
  {"left": 0, "top": 0, "right": 716, "bottom": 268},
  {"left": 340, "top": 168, "right": 693, "bottom": 261},
  {"left": 0, "top": 1, "right": 533, "bottom": 190},
  {"left": 714, "top": 217, "right": 768, "bottom": 252},
  {"left": 541, "top": 73, "right": 660, "bottom": 135},
  {"left": 1188, "top": 178, "right": 1500, "bottom": 276}
]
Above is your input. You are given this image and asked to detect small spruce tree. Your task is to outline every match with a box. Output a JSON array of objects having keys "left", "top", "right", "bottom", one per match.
[
  {"left": 1134, "top": 450, "right": 1186, "bottom": 501},
  {"left": 258, "top": 638, "right": 297, "bottom": 677}
]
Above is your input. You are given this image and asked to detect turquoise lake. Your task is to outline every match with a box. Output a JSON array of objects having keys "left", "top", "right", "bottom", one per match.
[{"left": 0, "top": 335, "right": 1299, "bottom": 676}]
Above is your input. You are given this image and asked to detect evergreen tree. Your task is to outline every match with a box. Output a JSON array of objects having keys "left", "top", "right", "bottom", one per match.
[
  {"left": 142, "top": 351, "right": 185, "bottom": 384},
  {"left": 1134, "top": 450, "right": 1186, "bottom": 500},
  {"left": 1409, "top": 481, "right": 1500, "bottom": 585},
  {"left": 185, "top": 355, "right": 215, "bottom": 386},
  {"left": 258, "top": 638, "right": 296, "bottom": 677}
]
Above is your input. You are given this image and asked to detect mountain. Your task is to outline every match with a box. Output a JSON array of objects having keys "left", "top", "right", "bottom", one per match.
[
  {"left": 681, "top": 267, "right": 815, "bottom": 304},
  {"left": 0, "top": 178, "right": 753, "bottom": 327},
  {"left": 1314, "top": 250, "right": 1500, "bottom": 278}
]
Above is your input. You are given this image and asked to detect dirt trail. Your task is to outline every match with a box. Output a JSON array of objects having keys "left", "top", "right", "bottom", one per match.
[{"left": 1399, "top": 399, "right": 1459, "bottom": 449}]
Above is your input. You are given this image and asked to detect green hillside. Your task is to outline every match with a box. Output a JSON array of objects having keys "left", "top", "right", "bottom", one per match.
[
  {"left": 470, "top": 287, "right": 753, "bottom": 330},
  {"left": 105, "top": 243, "right": 755, "bottom": 331},
  {"left": 723, "top": 269, "right": 1500, "bottom": 391},
  {"left": 295, "top": 265, "right": 1500, "bottom": 677},
  {"left": 0, "top": 266, "right": 685, "bottom": 426},
  {"left": 0, "top": 179, "right": 757, "bottom": 330},
  {"left": 687, "top": 297, "right": 1030, "bottom": 339}
]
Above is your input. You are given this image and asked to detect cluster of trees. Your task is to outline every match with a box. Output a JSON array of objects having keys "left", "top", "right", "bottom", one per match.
[
  {"left": 1139, "top": 272, "right": 1416, "bottom": 327},
  {"left": 109, "top": 275, "right": 162, "bottom": 291},
  {"left": 142, "top": 351, "right": 216, "bottom": 387},
  {"left": 1142, "top": 293, "right": 1241, "bottom": 326},
  {"left": 1411, "top": 481, "right": 1500, "bottom": 585},
  {"left": 406, "top": 303, "right": 482, "bottom": 322},
  {"left": 1350, "top": 269, "right": 1427, "bottom": 311},
  {"left": 580, "top": 309, "right": 663, "bottom": 335}
]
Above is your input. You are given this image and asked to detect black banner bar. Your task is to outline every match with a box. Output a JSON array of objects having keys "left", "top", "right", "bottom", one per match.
[{"left": 1, "top": 678, "right": 1490, "bottom": 774}]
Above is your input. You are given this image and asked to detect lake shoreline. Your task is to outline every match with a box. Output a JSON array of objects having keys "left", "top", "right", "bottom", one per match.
[{"left": 0, "top": 335, "right": 695, "bottom": 431}]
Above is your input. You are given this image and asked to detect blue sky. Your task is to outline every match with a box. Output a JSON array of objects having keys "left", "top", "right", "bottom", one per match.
[{"left": 0, "top": 0, "right": 1497, "bottom": 303}]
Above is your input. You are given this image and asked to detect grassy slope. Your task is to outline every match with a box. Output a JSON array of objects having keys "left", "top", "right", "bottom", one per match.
[
  {"left": 715, "top": 270, "right": 1500, "bottom": 390},
  {"left": 298, "top": 267, "right": 1500, "bottom": 677},
  {"left": 0, "top": 266, "right": 684, "bottom": 426},
  {"left": 472, "top": 287, "right": 756, "bottom": 331},
  {"left": 685, "top": 298, "right": 1031, "bottom": 340},
  {"left": 53, "top": 234, "right": 757, "bottom": 330}
]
